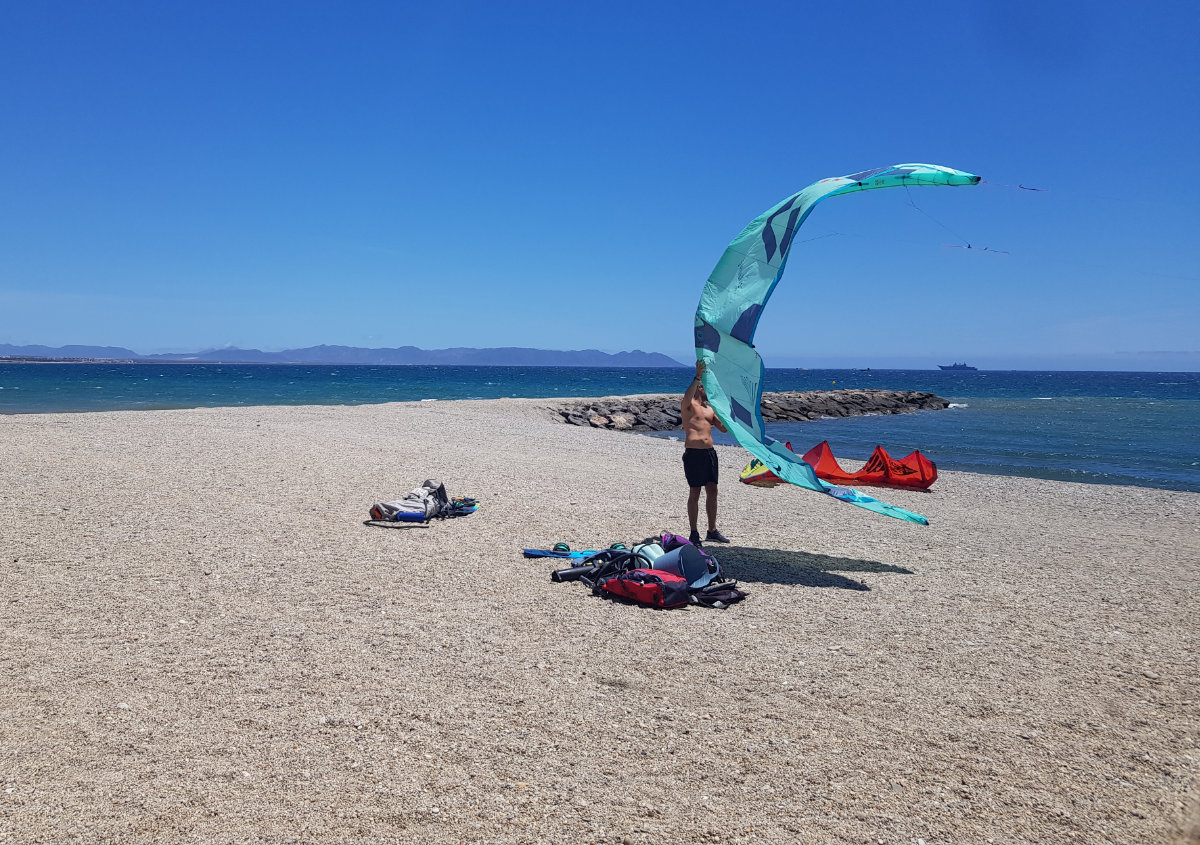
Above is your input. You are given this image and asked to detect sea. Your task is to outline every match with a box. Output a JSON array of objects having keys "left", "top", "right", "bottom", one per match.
[{"left": 2, "top": 363, "right": 1198, "bottom": 494}]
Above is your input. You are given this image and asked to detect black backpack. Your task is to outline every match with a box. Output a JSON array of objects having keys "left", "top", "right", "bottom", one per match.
[{"left": 689, "top": 581, "right": 749, "bottom": 609}]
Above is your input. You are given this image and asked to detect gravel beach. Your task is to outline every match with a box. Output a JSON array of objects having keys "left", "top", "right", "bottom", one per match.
[{"left": 2, "top": 398, "right": 1198, "bottom": 844}]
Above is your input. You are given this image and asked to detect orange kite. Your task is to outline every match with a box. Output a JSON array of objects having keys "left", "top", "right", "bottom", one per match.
[{"left": 740, "top": 441, "right": 937, "bottom": 490}]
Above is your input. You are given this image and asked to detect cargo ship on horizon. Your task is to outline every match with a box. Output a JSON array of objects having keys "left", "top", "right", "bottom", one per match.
[{"left": 938, "top": 362, "right": 978, "bottom": 371}]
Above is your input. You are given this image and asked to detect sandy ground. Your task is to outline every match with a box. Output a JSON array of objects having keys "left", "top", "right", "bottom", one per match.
[{"left": 2, "top": 398, "right": 1198, "bottom": 845}]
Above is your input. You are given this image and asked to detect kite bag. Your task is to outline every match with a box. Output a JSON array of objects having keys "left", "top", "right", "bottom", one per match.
[
  {"left": 370, "top": 479, "right": 449, "bottom": 522},
  {"left": 597, "top": 568, "right": 691, "bottom": 609}
]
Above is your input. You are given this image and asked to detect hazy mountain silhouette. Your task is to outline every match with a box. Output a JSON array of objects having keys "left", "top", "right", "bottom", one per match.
[{"left": 1, "top": 343, "right": 683, "bottom": 368}]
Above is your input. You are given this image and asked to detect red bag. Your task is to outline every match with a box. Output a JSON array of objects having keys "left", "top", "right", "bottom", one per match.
[{"left": 597, "top": 569, "right": 690, "bottom": 609}]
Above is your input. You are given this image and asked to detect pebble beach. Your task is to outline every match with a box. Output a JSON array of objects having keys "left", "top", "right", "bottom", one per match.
[{"left": 2, "top": 397, "right": 1198, "bottom": 844}]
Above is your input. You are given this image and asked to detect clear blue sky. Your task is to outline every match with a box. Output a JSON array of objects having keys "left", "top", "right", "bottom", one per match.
[{"left": 2, "top": 1, "right": 1197, "bottom": 370}]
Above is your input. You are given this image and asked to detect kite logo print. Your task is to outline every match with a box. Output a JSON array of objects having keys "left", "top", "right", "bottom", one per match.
[{"left": 761, "top": 197, "right": 803, "bottom": 262}]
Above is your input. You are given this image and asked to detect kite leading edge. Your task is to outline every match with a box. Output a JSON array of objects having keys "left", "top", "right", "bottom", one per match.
[{"left": 694, "top": 163, "right": 983, "bottom": 524}]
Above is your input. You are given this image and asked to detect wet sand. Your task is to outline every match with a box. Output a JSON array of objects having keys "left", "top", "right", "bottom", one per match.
[{"left": 2, "top": 398, "right": 1198, "bottom": 844}]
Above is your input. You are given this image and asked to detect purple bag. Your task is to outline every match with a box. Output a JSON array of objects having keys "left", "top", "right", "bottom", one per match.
[{"left": 658, "top": 532, "right": 694, "bottom": 552}]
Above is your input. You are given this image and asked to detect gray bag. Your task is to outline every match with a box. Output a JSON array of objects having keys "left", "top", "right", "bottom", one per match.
[
  {"left": 370, "top": 479, "right": 449, "bottom": 522},
  {"left": 652, "top": 544, "right": 721, "bottom": 590},
  {"left": 631, "top": 541, "right": 666, "bottom": 564}
]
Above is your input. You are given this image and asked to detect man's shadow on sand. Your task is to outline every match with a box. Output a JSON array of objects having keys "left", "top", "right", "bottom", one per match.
[{"left": 712, "top": 545, "right": 913, "bottom": 591}]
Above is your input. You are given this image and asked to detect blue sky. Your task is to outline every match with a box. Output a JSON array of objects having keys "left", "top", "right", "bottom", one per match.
[{"left": 2, "top": 1, "right": 1197, "bottom": 370}]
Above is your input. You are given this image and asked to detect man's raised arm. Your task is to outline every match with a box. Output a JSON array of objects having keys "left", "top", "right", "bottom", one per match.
[{"left": 683, "top": 360, "right": 704, "bottom": 404}]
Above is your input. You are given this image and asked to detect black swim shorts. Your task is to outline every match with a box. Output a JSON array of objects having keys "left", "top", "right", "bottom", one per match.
[{"left": 683, "top": 447, "right": 719, "bottom": 488}]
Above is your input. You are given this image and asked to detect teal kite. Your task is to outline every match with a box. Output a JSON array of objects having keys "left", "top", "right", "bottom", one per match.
[{"left": 694, "top": 163, "right": 982, "bottom": 524}]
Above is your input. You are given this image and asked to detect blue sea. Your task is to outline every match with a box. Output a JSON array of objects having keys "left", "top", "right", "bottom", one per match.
[{"left": 2, "top": 363, "right": 1198, "bottom": 493}]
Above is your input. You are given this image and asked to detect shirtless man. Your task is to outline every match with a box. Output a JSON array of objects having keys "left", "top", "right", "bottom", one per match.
[{"left": 681, "top": 359, "right": 730, "bottom": 546}]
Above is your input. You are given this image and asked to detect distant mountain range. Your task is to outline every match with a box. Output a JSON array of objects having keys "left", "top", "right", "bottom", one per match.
[{"left": 0, "top": 343, "right": 684, "bottom": 368}]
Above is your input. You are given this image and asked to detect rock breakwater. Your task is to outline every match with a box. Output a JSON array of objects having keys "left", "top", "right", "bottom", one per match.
[{"left": 548, "top": 389, "right": 949, "bottom": 432}]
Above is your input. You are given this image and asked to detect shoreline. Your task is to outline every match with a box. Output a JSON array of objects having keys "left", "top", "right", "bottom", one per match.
[
  {"left": 2, "top": 399, "right": 1198, "bottom": 843},
  {"left": 5, "top": 393, "right": 1189, "bottom": 493}
]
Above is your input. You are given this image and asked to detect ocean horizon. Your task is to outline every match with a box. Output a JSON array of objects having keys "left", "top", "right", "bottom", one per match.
[{"left": 2, "top": 362, "right": 1197, "bottom": 494}]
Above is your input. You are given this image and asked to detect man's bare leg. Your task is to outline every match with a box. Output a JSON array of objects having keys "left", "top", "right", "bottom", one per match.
[
  {"left": 687, "top": 486, "right": 702, "bottom": 534},
  {"left": 704, "top": 482, "right": 718, "bottom": 532}
]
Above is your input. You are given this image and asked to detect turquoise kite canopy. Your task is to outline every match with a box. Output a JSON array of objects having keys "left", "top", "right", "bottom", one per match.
[{"left": 694, "top": 163, "right": 982, "bottom": 524}]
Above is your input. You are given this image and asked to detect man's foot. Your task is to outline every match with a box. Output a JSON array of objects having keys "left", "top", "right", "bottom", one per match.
[
  {"left": 688, "top": 530, "right": 702, "bottom": 546},
  {"left": 705, "top": 529, "right": 730, "bottom": 543}
]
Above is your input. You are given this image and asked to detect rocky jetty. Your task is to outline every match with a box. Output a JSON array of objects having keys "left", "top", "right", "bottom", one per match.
[{"left": 548, "top": 389, "right": 950, "bottom": 432}]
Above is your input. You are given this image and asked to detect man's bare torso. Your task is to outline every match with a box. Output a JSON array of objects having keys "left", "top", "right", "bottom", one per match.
[
  {"left": 682, "top": 394, "right": 718, "bottom": 448},
  {"left": 682, "top": 362, "right": 726, "bottom": 448}
]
